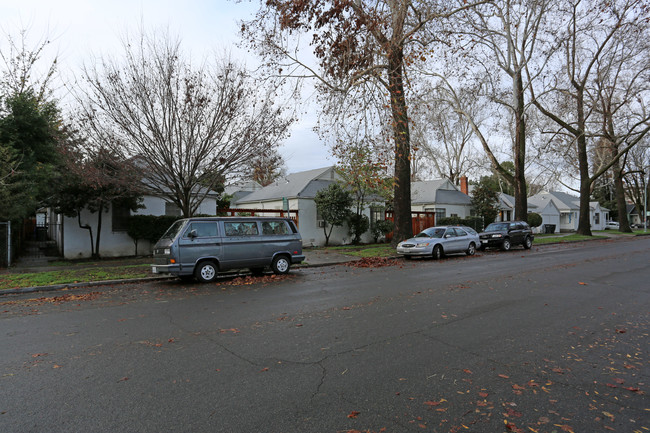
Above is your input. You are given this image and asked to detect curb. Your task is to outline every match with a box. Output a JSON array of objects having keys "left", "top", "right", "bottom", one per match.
[
  {"left": 0, "top": 259, "right": 358, "bottom": 296},
  {"left": 4, "top": 234, "right": 647, "bottom": 296}
]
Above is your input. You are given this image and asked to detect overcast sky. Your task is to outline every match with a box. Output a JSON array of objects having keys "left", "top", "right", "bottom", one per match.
[{"left": 1, "top": 0, "right": 332, "bottom": 175}]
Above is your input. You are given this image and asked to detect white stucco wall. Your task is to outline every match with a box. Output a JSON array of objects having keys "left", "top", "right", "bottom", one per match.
[
  {"left": 237, "top": 198, "right": 376, "bottom": 247},
  {"left": 62, "top": 195, "right": 217, "bottom": 259},
  {"left": 534, "top": 203, "right": 561, "bottom": 234},
  {"left": 412, "top": 203, "right": 472, "bottom": 218},
  {"left": 63, "top": 208, "right": 136, "bottom": 259}
]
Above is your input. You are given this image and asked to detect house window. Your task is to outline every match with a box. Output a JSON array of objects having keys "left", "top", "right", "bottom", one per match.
[
  {"left": 370, "top": 207, "right": 384, "bottom": 226},
  {"left": 435, "top": 208, "right": 446, "bottom": 221},
  {"left": 165, "top": 202, "right": 182, "bottom": 217},
  {"left": 594, "top": 213, "right": 600, "bottom": 224},
  {"left": 112, "top": 203, "right": 130, "bottom": 232}
]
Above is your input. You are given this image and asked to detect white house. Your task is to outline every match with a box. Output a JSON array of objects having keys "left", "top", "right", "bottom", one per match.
[
  {"left": 53, "top": 192, "right": 218, "bottom": 259},
  {"left": 233, "top": 166, "right": 379, "bottom": 246},
  {"left": 526, "top": 195, "right": 562, "bottom": 233},
  {"left": 527, "top": 191, "right": 609, "bottom": 232},
  {"left": 410, "top": 179, "right": 473, "bottom": 219}
]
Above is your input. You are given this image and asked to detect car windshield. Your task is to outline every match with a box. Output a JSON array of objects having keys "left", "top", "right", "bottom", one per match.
[
  {"left": 416, "top": 228, "right": 446, "bottom": 238},
  {"left": 485, "top": 223, "right": 509, "bottom": 231},
  {"left": 160, "top": 220, "right": 186, "bottom": 240}
]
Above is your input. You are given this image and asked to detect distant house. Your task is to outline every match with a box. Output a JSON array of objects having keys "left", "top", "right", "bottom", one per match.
[
  {"left": 526, "top": 195, "right": 562, "bottom": 233},
  {"left": 51, "top": 189, "right": 218, "bottom": 259},
  {"left": 233, "top": 166, "right": 371, "bottom": 246},
  {"left": 625, "top": 203, "right": 642, "bottom": 226},
  {"left": 527, "top": 191, "right": 609, "bottom": 232},
  {"left": 223, "top": 181, "right": 262, "bottom": 204},
  {"left": 410, "top": 179, "right": 473, "bottom": 220}
]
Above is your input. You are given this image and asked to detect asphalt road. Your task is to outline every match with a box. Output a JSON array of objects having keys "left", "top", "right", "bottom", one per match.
[{"left": 1, "top": 237, "right": 649, "bottom": 433}]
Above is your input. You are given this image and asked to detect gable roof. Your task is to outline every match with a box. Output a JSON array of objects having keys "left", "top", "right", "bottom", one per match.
[
  {"left": 235, "top": 166, "right": 338, "bottom": 204},
  {"left": 411, "top": 180, "right": 472, "bottom": 206},
  {"left": 529, "top": 191, "right": 581, "bottom": 211}
]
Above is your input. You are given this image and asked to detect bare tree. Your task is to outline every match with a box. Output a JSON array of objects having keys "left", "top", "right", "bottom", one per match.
[
  {"left": 529, "top": 0, "right": 649, "bottom": 235},
  {"left": 411, "top": 85, "right": 484, "bottom": 184},
  {"left": 434, "top": 0, "right": 551, "bottom": 221},
  {"left": 623, "top": 140, "right": 650, "bottom": 224},
  {"left": 591, "top": 27, "right": 650, "bottom": 232},
  {"left": 75, "top": 29, "right": 293, "bottom": 217},
  {"left": 241, "top": 0, "right": 486, "bottom": 244},
  {"left": 0, "top": 26, "right": 58, "bottom": 104},
  {"left": 249, "top": 149, "right": 287, "bottom": 187}
]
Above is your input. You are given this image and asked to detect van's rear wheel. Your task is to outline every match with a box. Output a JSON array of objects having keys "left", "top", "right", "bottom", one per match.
[
  {"left": 195, "top": 261, "right": 218, "bottom": 283},
  {"left": 271, "top": 255, "right": 291, "bottom": 275}
]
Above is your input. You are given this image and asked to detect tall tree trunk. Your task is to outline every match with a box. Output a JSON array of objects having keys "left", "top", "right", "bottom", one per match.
[
  {"left": 77, "top": 213, "right": 95, "bottom": 257},
  {"left": 513, "top": 70, "right": 528, "bottom": 222},
  {"left": 575, "top": 89, "right": 592, "bottom": 236},
  {"left": 612, "top": 157, "right": 631, "bottom": 232},
  {"left": 94, "top": 202, "right": 104, "bottom": 259},
  {"left": 388, "top": 46, "right": 412, "bottom": 245}
]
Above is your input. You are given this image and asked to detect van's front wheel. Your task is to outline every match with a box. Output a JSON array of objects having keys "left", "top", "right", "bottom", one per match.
[
  {"left": 195, "top": 260, "right": 218, "bottom": 283},
  {"left": 271, "top": 255, "right": 291, "bottom": 275}
]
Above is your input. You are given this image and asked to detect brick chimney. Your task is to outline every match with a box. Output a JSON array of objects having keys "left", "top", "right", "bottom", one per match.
[{"left": 460, "top": 176, "right": 469, "bottom": 195}]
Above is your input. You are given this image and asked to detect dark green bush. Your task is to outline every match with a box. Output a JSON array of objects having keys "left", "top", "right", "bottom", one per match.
[
  {"left": 371, "top": 219, "right": 394, "bottom": 242},
  {"left": 348, "top": 213, "right": 370, "bottom": 244},
  {"left": 437, "top": 216, "right": 484, "bottom": 232},
  {"left": 127, "top": 215, "right": 182, "bottom": 255},
  {"left": 527, "top": 212, "right": 543, "bottom": 228}
]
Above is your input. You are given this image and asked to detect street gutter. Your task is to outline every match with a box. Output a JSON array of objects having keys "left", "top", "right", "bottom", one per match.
[{"left": 3, "top": 233, "right": 648, "bottom": 296}]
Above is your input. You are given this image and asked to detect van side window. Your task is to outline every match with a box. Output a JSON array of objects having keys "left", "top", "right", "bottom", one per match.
[
  {"left": 224, "top": 222, "right": 259, "bottom": 236},
  {"left": 184, "top": 222, "right": 218, "bottom": 238},
  {"left": 262, "top": 221, "right": 290, "bottom": 235}
]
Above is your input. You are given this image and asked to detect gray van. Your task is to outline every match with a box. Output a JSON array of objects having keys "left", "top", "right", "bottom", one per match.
[{"left": 151, "top": 217, "right": 305, "bottom": 282}]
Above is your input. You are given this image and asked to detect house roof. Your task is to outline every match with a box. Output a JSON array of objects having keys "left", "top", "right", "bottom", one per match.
[
  {"left": 591, "top": 201, "right": 609, "bottom": 212},
  {"left": 235, "top": 166, "right": 338, "bottom": 204},
  {"left": 224, "top": 181, "right": 262, "bottom": 203},
  {"left": 411, "top": 180, "right": 472, "bottom": 206},
  {"left": 626, "top": 203, "right": 638, "bottom": 215},
  {"left": 529, "top": 191, "right": 581, "bottom": 211}
]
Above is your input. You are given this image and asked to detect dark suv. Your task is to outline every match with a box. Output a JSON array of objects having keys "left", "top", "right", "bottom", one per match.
[{"left": 479, "top": 221, "right": 534, "bottom": 251}]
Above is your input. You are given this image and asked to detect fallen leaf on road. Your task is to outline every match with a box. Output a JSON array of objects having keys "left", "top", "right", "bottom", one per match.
[{"left": 347, "top": 411, "right": 360, "bottom": 418}]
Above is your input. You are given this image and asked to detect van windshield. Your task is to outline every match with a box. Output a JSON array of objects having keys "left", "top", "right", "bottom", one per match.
[{"left": 160, "top": 220, "right": 186, "bottom": 240}]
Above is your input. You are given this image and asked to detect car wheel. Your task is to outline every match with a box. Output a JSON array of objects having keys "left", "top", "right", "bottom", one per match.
[
  {"left": 466, "top": 242, "right": 476, "bottom": 256},
  {"left": 271, "top": 255, "right": 291, "bottom": 275},
  {"left": 194, "top": 260, "right": 218, "bottom": 283},
  {"left": 432, "top": 244, "right": 444, "bottom": 260},
  {"left": 523, "top": 236, "right": 532, "bottom": 249},
  {"left": 501, "top": 238, "right": 511, "bottom": 251},
  {"left": 478, "top": 244, "right": 486, "bottom": 251}
]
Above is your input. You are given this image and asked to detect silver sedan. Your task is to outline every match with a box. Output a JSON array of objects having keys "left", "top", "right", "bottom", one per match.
[{"left": 396, "top": 226, "right": 480, "bottom": 260}]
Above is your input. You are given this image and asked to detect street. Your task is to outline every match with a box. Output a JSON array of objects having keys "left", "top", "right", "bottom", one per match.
[{"left": 1, "top": 237, "right": 649, "bottom": 433}]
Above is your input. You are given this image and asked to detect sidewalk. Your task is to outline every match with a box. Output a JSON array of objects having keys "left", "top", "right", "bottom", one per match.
[{"left": 1, "top": 248, "right": 361, "bottom": 295}]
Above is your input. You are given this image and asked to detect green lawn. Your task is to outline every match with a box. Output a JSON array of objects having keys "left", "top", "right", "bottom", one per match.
[
  {"left": 329, "top": 244, "right": 395, "bottom": 258},
  {"left": 533, "top": 234, "right": 607, "bottom": 244},
  {"left": 0, "top": 264, "right": 151, "bottom": 291}
]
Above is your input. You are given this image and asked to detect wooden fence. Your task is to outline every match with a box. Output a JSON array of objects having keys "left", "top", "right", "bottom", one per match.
[
  {"left": 384, "top": 211, "right": 436, "bottom": 241},
  {"left": 218, "top": 208, "right": 299, "bottom": 227}
]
